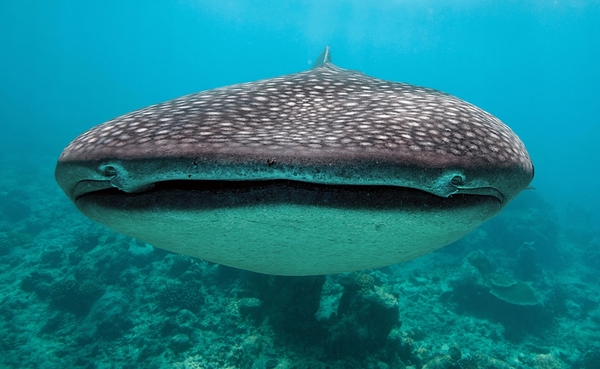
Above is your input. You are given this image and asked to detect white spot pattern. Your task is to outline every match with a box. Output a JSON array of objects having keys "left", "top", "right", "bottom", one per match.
[{"left": 60, "top": 65, "right": 532, "bottom": 172}]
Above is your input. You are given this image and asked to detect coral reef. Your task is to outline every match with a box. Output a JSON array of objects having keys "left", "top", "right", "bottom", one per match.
[
  {"left": 48, "top": 277, "right": 104, "bottom": 316},
  {"left": 487, "top": 274, "right": 541, "bottom": 306},
  {"left": 245, "top": 274, "right": 326, "bottom": 335},
  {"left": 449, "top": 250, "right": 551, "bottom": 341},
  {"left": 41, "top": 243, "right": 65, "bottom": 266},
  {"left": 326, "top": 283, "right": 399, "bottom": 358},
  {"left": 534, "top": 354, "right": 563, "bottom": 369},
  {"left": 0, "top": 192, "right": 31, "bottom": 222},
  {"left": 157, "top": 280, "right": 205, "bottom": 313},
  {"left": 580, "top": 350, "right": 600, "bottom": 369},
  {"left": 0, "top": 233, "right": 12, "bottom": 256}
]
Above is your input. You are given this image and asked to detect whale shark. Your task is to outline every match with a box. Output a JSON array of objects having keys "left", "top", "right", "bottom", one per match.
[{"left": 55, "top": 47, "right": 534, "bottom": 275}]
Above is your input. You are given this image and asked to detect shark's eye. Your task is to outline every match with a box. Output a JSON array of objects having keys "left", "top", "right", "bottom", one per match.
[
  {"left": 451, "top": 175, "right": 464, "bottom": 185},
  {"left": 102, "top": 166, "right": 116, "bottom": 177}
]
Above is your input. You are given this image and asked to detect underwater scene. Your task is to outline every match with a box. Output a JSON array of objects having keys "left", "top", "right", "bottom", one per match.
[{"left": 1, "top": 1, "right": 599, "bottom": 368}]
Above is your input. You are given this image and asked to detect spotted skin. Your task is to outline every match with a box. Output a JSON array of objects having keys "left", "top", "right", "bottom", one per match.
[
  {"left": 55, "top": 49, "right": 534, "bottom": 275},
  {"left": 59, "top": 64, "right": 531, "bottom": 174}
]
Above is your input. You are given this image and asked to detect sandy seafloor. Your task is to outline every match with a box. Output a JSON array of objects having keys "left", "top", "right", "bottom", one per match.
[{"left": 1, "top": 153, "right": 599, "bottom": 369}]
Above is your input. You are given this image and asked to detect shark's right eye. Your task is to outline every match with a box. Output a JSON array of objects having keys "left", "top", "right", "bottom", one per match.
[
  {"left": 451, "top": 175, "right": 464, "bottom": 185},
  {"left": 101, "top": 166, "right": 116, "bottom": 177}
]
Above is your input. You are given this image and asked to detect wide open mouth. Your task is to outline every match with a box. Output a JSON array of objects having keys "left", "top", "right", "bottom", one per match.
[{"left": 75, "top": 179, "right": 502, "bottom": 211}]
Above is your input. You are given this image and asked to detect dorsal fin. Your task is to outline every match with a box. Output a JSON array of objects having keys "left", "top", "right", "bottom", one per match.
[{"left": 311, "top": 46, "right": 331, "bottom": 69}]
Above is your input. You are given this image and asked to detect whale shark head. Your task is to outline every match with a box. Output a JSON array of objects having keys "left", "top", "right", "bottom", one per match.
[{"left": 55, "top": 47, "right": 533, "bottom": 275}]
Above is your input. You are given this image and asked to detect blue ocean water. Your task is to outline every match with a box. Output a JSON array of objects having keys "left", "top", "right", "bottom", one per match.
[{"left": 1, "top": 1, "right": 599, "bottom": 368}]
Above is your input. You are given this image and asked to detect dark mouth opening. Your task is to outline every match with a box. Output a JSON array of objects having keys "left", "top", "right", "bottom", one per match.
[{"left": 76, "top": 179, "right": 501, "bottom": 211}]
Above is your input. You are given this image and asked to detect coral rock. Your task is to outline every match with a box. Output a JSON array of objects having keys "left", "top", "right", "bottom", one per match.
[
  {"left": 488, "top": 274, "right": 540, "bottom": 306},
  {"left": 326, "top": 285, "right": 399, "bottom": 358}
]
